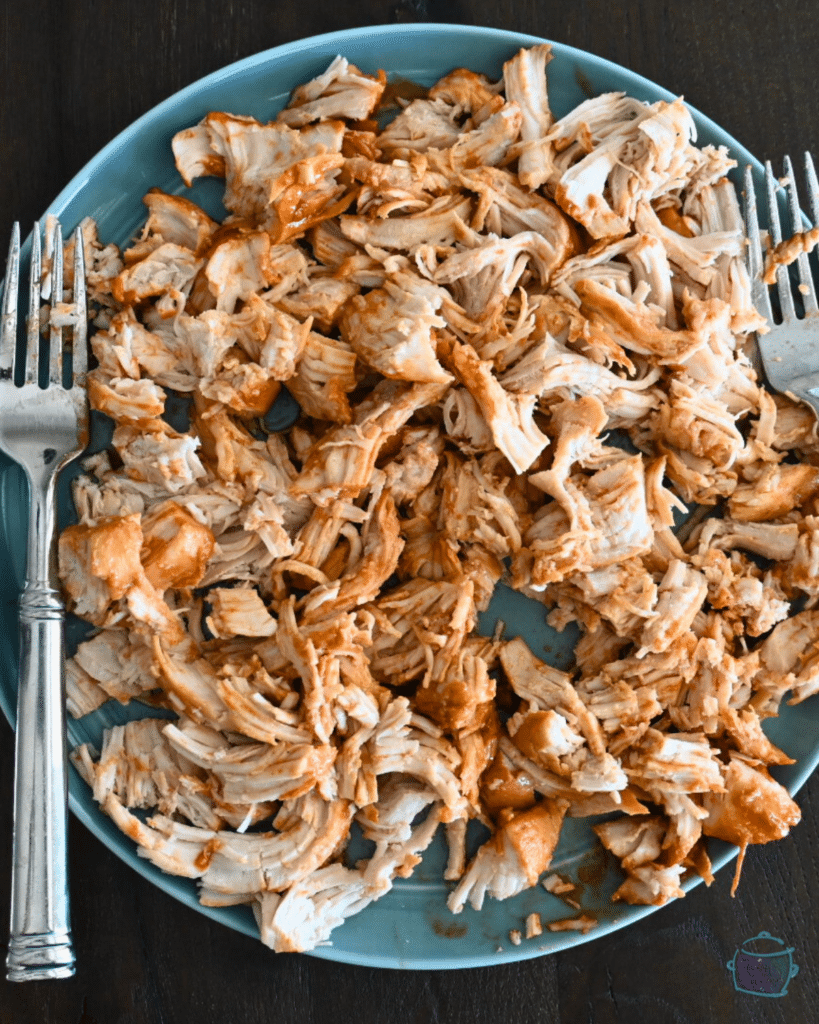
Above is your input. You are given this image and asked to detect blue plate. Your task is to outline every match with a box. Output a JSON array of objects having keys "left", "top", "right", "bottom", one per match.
[{"left": 2, "top": 23, "right": 818, "bottom": 970}]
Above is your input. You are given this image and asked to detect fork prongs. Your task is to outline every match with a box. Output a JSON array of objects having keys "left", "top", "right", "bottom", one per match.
[
  {"left": 764, "top": 159, "right": 798, "bottom": 323},
  {"left": 25, "top": 222, "right": 42, "bottom": 385},
  {"left": 1, "top": 223, "right": 20, "bottom": 381},
  {"left": 744, "top": 164, "right": 773, "bottom": 323},
  {"left": 1, "top": 221, "right": 85, "bottom": 391},
  {"left": 48, "top": 220, "right": 63, "bottom": 386},
  {"left": 72, "top": 224, "right": 87, "bottom": 382},
  {"left": 782, "top": 154, "right": 818, "bottom": 314},
  {"left": 805, "top": 152, "right": 819, "bottom": 226}
]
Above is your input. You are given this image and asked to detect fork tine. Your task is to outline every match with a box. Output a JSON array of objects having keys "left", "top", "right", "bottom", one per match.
[
  {"left": 25, "top": 222, "right": 41, "bottom": 386},
  {"left": 765, "top": 160, "right": 797, "bottom": 322},
  {"left": 783, "top": 155, "right": 818, "bottom": 314},
  {"left": 1, "top": 223, "right": 20, "bottom": 382},
  {"left": 49, "top": 221, "right": 63, "bottom": 386},
  {"left": 744, "top": 164, "right": 774, "bottom": 324},
  {"left": 805, "top": 151, "right": 819, "bottom": 227},
  {"left": 71, "top": 225, "right": 87, "bottom": 384}
]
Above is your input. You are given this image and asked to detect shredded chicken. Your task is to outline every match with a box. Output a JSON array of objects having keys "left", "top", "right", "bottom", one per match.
[{"left": 59, "top": 47, "right": 814, "bottom": 955}]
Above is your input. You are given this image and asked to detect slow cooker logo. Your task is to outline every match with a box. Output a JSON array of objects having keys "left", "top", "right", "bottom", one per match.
[{"left": 726, "top": 931, "right": 800, "bottom": 997}]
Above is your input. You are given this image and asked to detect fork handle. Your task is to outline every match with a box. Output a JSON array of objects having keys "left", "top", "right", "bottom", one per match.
[{"left": 7, "top": 473, "right": 74, "bottom": 981}]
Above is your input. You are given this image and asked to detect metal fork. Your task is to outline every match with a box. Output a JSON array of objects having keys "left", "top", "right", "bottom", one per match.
[
  {"left": 0, "top": 220, "right": 88, "bottom": 981},
  {"left": 744, "top": 154, "right": 819, "bottom": 416}
]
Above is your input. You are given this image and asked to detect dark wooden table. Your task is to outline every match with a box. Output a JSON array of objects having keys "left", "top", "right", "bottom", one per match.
[{"left": 2, "top": 1, "right": 819, "bottom": 1021}]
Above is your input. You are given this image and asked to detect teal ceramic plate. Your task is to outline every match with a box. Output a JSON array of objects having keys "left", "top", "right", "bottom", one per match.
[{"left": 2, "top": 24, "right": 817, "bottom": 970}]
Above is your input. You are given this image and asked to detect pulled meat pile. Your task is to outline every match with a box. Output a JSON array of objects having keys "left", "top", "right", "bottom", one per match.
[{"left": 60, "top": 47, "right": 812, "bottom": 953}]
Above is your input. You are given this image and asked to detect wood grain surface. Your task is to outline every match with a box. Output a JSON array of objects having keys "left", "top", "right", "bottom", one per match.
[{"left": 2, "top": 2, "right": 819, "bottom": 1021}]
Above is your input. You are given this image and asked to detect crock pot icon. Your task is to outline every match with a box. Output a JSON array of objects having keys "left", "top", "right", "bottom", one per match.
[{"left": 726, "top": 931, "right": 799, "bottom": 997}]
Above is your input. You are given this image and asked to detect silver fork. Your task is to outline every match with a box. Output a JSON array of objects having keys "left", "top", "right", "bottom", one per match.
[
  {"left": 744, "top": 154, "right": 819, "bottom": 416},
  {"left": 0, "top": 220, "right": 88, "bottom": 981}
]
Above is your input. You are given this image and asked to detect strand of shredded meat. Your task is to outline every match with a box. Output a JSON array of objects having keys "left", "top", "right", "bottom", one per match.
[{"left": 60, "top": 46, "right": 809, "bottom": 954}]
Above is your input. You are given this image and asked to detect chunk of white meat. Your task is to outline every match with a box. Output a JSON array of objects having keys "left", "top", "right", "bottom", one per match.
[
  {"left": 91, "top": 308, "right": 200, "bottom": 392},
  {"left": 499, "top": 637, "right": 606, "bottom": 755},
  {"left": 339, "top": 195, "right": 472, "bottom": 250},
  {"left": 637, "top": 560, "right": 708, "bottom": 657},
  {"left": 277, "top": 275, "right": 358, "bottom": 334},
  {"left": 437, "top": 453, "right": 522, "bottom": 558},
  {"left": 256, "top": 803, "right": 442, "bottom": 952},
  {"left": 300, "top": 492, "right": 404, "bottom": 624},
  {"left": 413, "top": 642, "right": 495, "bottom": 735},
  {"left": 198, "top": 357, "right": 281, "bottom": 418},
  {"left": 87, "top": 374, "right": 166, "bottom": 424},
  {"left": 66, "top": 628, "right": 155, "bottom": 717},
  {"left": 255, "top": 865, "right": 370, "bottom": 953},
  {"left": 446, "top": 340, "right": 548, "bottom": 474},
  {"left": 204, "top": 232, "right": 274, "bottom": 313},
  {"left": 193, "top": 413, "right": 313, "bottom": 538},
  {"left": 569, "top": 750, "right": 629, "bottom": 794},
  {"left": 593, "top": 815, "right": 666, "bottom": 871},
  {"left": 275, "top": 597, "right": 343, "bottom": 745},
  {"left": 575, "top": 279, "right": 707, "bottom": 363},
  {"left": 755, "top": 610, "right": 819, "bottom": 708},
  {"left": 552, "top": 97, "right": 701, "bottom": 240},
  {"left": 635, "top": 200, "right": 742, "bottom": 286},
  {"left": 427, "top": 67, "right": 503, "bottom": 120},
  {"left": 59, "top": 513, "right": 184, "bottom": 641},
  {"left": 435, "top": 232, "right": 563, "bottom": 322},
  {"left": 524, "top": 455, "right": 655, "bottom": 589},
  {"left": 130, "top": 189, "right": 217, "bottom": 258},
  {"left": 179, "top": 113, "right": 345, "bottom": 229},
  {"left": 442, "top": 388, "right": 495, "bottom": 454},
  {"left": 71, "top": 718, "right": 226, "bottom": 830},
  {"left": 291, "top": 380, "right": 449, "bottom": 504},
  {"left": 232, "top": 295, "right": 310, "bottom": 379},
  {"left": 355, "top": 774, "right": 438, "bottom": 845},
  {"left": 528, "top": 395, "right": 608, "bottom": 523},
  {"left": 206, "top": 587, "right": 277, "bottom": 638},
  {"left": 626, "top": 729, "right": 725, "bottom": 794},
  {"left": 102, "top": 791, "right": 352, "bottom": 896},
  {"left": 447, "top": 801, "right": 566, "bottom": 913},
  {"left": 172, "top": 121, "right": 227, "bottom": 187},
  {"left": 508, "top": 707, "right": 585, "bottom": 773},
  {"left": 463, "top": 166, "right": 573, "bottom": 254},
  {"left": 378, "top": 97, "right": 465, "bottom": 158},
  {"left": 238, "top": 494, "right": 298, "bottom": 561},
  {"left": 502, "top": 43, "right": 554, "bottom": 189},
  {"left": 340, "top": 272, "right": 452, "bottom": 384},
  {"left": 691, "top": 517, "right": 799, "bottom": 562},
  {"left": 585, "top": 456, "right": 656, "bottom": 566},
  {"left": 439, "top": 103, "right": 523, "bottom": 170},
  {"left": 652, "top": 377, "right": 746, "bottom": 469},
  {"left": 286, "top": 331, "right": 357, "bottom": 424},
  {"left": 728, "top": 462, "right": 819, "bottom": 523},
  {"left": 499, "top": 343, "right": 661, "bottom": 419},
  {"left": 169, "top": 310, "right": 240, "bottom": 378},
  {"left": 151, "top": 640, "right": 232, "bottom": 726},
  {"left": 612, "top": 863, "right": 686, "bottom": 906},
  {"left": 702, "top": 756, "right": 801, "bottom": 849},
  {"left": 112, "top": 243, "right": 200, "bottom": 305},
  {"left": 365, "top": 700, "right": 469, "bottom": 819},
  {"left": 383, "top": 426, "right": 444, "bottom": 506},
  {"left": 164, "top": 719, "right": 334, "bottom": 803},
  {"left": 278, "top": 56, "right": 385, "bottom": 127},
  {"left": 720, "top": 706, "right": 794, "bottom": 767},
  {"left": 624, "top": 234, "right": 677, "bottom": 327},
  {"left": 141, "top": 500, "right": 215, "bottom": 590},
  {"left": 112, "top": 422, "right": 206, "bottom": 494}
]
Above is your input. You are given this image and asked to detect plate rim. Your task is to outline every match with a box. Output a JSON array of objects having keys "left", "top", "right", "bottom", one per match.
[{"left": 1, "top": 21, "right": 811, "bottom": 971}]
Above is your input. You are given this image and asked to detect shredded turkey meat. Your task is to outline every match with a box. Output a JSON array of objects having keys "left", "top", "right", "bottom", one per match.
[{"left": 59, "top": 47, "right": 815, "bottom": 955}]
